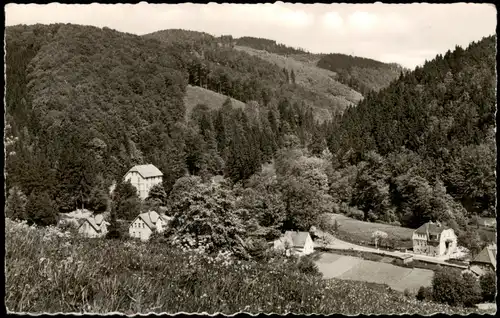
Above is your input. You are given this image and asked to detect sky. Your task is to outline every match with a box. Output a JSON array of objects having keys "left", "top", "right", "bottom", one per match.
[{"left": 5, "top": 2, "right": 497, "bottom": 69}]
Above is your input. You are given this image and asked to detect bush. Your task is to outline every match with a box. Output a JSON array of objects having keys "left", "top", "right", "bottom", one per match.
[
  {"left": 246, "top": 238, "right": 270, "bottom": 260},
  {"left": 416, "top": 286, "right": 433, "bottom": 301},
  {"left": 432, "top": 269, "right": 465, "bottom": 306},
  {"left": 432, "top": 269, "right": 482, "bottom": 307},
  {"left": 461, "top": 272, "right": 482, "bottom": 307},
  {"left": 297, "top": 255, "right": 321, "bottom": 276},
  {"left": 25, "top": 191, "right": 59, "bottom": 226},
  {"left": 403, "top": 289, "right": 413, "bottom": 298},
  {"left": 479, "top": 270, "right": 496, "bottom": 302},
  {"left": 346, "top": 207, "right": 364, "bottom": 220},
  {"left": 149, "top": 231, "right": 168, "bottom": 244}
]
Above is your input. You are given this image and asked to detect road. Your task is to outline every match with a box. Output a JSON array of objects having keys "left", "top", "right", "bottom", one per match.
[{"left": 314, "top": 230, "right": 467, "bottom": 269}]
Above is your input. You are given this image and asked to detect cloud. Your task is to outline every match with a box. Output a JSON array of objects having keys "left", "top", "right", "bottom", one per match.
[
  {"left": 348, "top": 11, "right": 379, "bottom": 31},
  {"left": 322, "top": 11, "right": 344, "bottom": 29},
  {"left": 5, "top": 3, "right": 497, "bottom": 69},
  {"left": 222, "top": 3, "right": 314, "bottom": 28}
]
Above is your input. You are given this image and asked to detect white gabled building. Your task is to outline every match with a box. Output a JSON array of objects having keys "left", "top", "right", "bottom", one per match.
[
  {"left": 273, "top": 231, "right": 314, "bottom": 256},
  {"left": 129, "top": 211, "right": 172, "bottom": 241},
  {"left": 124, "top": 164, "right": 163, "bottom": 200},
  {"left": 77, "top": 214, "right": 110, "bottom": 238},
  {"left": 412, "top": 221, "right": 457, "bottom": 257}
]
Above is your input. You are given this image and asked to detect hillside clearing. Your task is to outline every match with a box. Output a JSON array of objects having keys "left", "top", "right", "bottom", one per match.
[
  {"left": 234, "top": 45, "right": 363, "bottom": 106},
  {"left": 184, "top": 85, "right": 246, "bottom": 119},
  {"left": 327, "top": 213, "right": 415, "bottom": 248}
]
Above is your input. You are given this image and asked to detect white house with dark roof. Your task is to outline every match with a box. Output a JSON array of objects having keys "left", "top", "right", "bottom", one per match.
[
  {"left": 273, "top": 231, "right": 314, "bottom": 256},
  {"left": 129, "top": 211, "right": 172, "bottom": 241},
  {"left": 77, "top": 214, "right": 110, "bottom": 238},
  {"left": 412, "top": 221, "right": 457, "bottom": 257},
  {"left": 124, "top": 164, "right": 163, "bottom": 200}
]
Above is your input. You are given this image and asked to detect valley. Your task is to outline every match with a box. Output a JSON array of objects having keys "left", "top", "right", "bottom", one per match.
[{"left": 4, "top": 16, "right": 497, "bottom": 316}]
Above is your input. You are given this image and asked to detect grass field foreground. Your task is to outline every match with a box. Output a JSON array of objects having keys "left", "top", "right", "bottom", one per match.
[{"left": 5, "top": 218, "right": 489, "bottom": 315}]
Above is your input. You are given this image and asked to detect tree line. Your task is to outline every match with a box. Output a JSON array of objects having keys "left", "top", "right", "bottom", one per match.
[{"left": 5, "top": 25, "right": 496, "bottom": 256}]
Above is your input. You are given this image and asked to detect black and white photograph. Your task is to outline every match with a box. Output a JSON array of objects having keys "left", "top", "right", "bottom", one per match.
[{"left": 4, "top": 2, "right": 497, "bottom": 315}]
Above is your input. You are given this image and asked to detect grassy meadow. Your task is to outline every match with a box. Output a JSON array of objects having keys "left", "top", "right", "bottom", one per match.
[
  {"left": 233, "top": 45, "right": 363, "bottom": 105},
  {"left": 328, "top": 213, "right": 415, "bottom": 248},
  {"left": 5, "top": 218, "right": 489, "bottom": 315},
  {"left": 184, "top": 84, "right": 246, "bottom": 120}
]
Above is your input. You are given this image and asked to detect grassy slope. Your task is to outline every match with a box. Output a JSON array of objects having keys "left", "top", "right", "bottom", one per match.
[
  {"left": 233, "top": 45, "right": 363, "bottom": 106},
  {"left": 5, "top": 218, "right": 488, "bottom": 315},
  {"left": 184, "top": 85, "right": 246, "bottom": 119},
  {"left": 328, "top": 213, "right": 414, "bottom": 247}
]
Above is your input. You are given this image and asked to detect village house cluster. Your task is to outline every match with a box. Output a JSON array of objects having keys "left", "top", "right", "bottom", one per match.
[{"left": 74, "top": 164, "right": 495, "bottom": 268}]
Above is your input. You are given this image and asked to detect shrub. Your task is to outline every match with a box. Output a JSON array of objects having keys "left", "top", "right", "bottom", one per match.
[
  {"left": 25, "top": 191, "right": 58, "bottom": 226},
  {"left": 403, "top": 289, "right": 413, "bottom": 298},
  {"left": 461, "top": 272, "right": 482, "bottom": 307},
  {"left": 432, "top": 268, "right": 465, "bottom": 306},
  {"left": 149, "top": 231, "right": 168, "bottom": 244},
  {"left": 432, "top": 268, "right": 483, "bottom": 307},
  {"left": 346, "top": 207, "right": 364, "bottom": 220},
  {"left": 479, "top": 270, "right": 496, "bottom": 302},
  {"left": 246, "top": 238, "right": 270, "bottom": 260},
  {"left": 297, "top": 255, "right": 321, "bottom": 276},
  {"left": 5, "top": 186, "right": 27, "bottom": 221},
  {"left": 416, "top": 286, "right": 433, "bottom": 301}
]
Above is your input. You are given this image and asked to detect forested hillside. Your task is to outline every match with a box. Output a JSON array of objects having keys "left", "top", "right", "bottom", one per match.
[
  {"left": 324, "top": 35, "right": 496, "bottom": 230},
  {"left": 146, "top": 29, "right": 360, "bottom": 119},
  {"left": 5, "top": 24, "right": 327, "bottom": 222},
  {"left": 317, "top": 53, "right": 405, "bottom": 95},
  {"left": 5, "top": 24, "right": 190, "bottom": 211},
  {"left": 5, "top": 24, "right": 496, "bottom": 258}
]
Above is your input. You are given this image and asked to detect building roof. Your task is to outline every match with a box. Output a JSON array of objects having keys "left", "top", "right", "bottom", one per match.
[
  {"left": 127, "top": 164, "right": 163, "bottom": 178},
  {"left": 469, "top": 265, "right": 486, "bottom": 276},
  {"left": 472, "top": 244, "right": 497, "bottom": 270},
  {"left": 80, "top": 214, "right": 109, "bottom": 233},
  {"left": 414, "top": 221, "right": 448, "bottom": 236},
  {"left": 134, "top": 211, "right": 170, "bottom": 230},
  {"left": 284, "top": 231, "right": 311, "bottom": 248}
]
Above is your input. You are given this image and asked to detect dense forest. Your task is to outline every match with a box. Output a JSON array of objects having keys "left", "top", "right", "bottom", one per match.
[
  {"left": 5, "top": 24, "right": 496, "bottom": 256},
  {"left": 317, "top": 53, "right": 406, "bottom": 95}
]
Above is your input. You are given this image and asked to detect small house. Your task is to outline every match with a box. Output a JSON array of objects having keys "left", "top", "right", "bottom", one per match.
[
  {"left": 129, "top": 211, "right": 172, "bottom": 241},
  {"left": 273, "top": 231, "right": 314, "bottom": 256},
  {"left": 77, "top": 214, "right": 110, "bottom": 238},
  {"left": 470, "top": 244, "right": 497, "bottom": 274},
  {"left": 124, "top": 164, "right": 163, "bottom": 200},
  {"left": 412, "top": 221, "right": 457, "bottom": 257}
]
